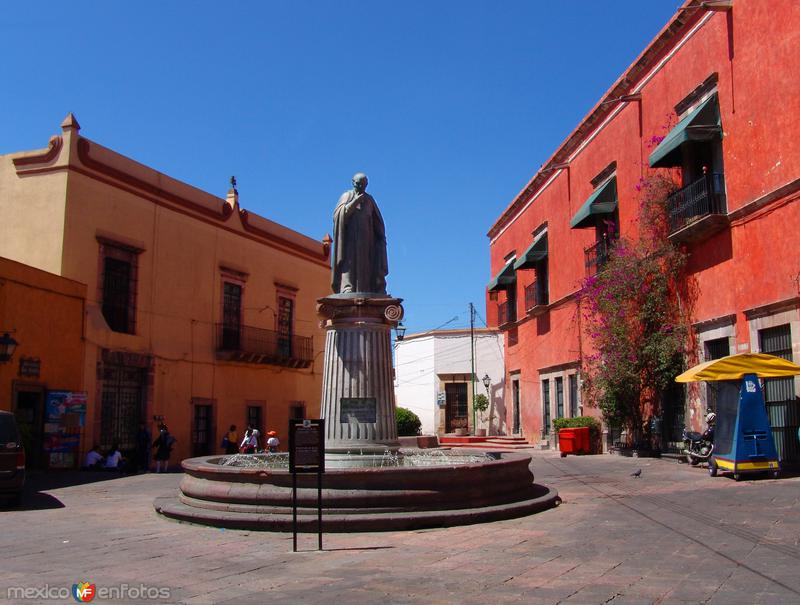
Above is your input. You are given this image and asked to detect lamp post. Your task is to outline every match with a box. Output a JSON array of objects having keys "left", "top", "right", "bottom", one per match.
[
  {"left": 0, "top": 333, "right": 18, "bottom": 363},
  {"left": 394, "top": 322, "right": 406, "bottom": 342},
  {"left": 482, "top": 373, "right": 490, "bottom": 396}
]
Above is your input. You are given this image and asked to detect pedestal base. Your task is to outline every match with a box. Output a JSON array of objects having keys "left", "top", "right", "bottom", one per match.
[{"left": 318, "top": 295, "right": 403, "bottom": 453}]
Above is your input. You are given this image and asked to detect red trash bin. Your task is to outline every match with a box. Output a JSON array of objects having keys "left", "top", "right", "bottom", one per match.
[
  {"left": 573, "top": 426, "right": 590, "bottom": 454},
  {"left": 559, "top": 428, "right": 576, "bottom": 457}
]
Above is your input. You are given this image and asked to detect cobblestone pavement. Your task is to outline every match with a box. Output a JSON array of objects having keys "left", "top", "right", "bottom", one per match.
[{"left": 2, "top": 451, "right": 799, "bottom": 604}]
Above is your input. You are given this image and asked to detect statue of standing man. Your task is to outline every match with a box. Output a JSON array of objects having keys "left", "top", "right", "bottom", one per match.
[{"left": 331, "top": 173, "right": 388, "bottom": 296}]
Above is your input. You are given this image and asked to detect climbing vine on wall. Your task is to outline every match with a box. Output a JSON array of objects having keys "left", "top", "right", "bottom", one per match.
[{"left": 579, "top": 174, "right": 690, "bottom": 443}]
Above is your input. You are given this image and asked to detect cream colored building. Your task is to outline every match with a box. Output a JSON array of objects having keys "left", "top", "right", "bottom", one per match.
[
  {"left": 0, "top": 114, "right": 331, "bottom": 463},
  {"left": 394, "top": 328, "right": 505, "bottom": 436}
]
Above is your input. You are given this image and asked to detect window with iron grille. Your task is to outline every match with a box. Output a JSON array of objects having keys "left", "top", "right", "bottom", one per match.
[
  {"left": 705, "top": 337, "right": 730, "bottom": 361},
  {"left": 759, "top": 324, "right": 799, "bottom": 463},
  {"left": 99, "top": 242, "right": 139, "bottom": 334},
  {"left": 192, "top": 404, "right": 213, "bottom": 457},
  {"left": 277, "top": 296, "right": 294, "bottom": 357},
  {"left": 542, "top": 379, "right": 551, "bottom": 435},
  {"left": 100, "top": 365, "right": 146, "bottom": 451},
  {"left": 704, "top": 337, "right": 731, "bottom": 412},
  {"left": 222, "top": 282, "right": 242, "bottom": 349},
  {"left": 759, "top": 326, "right": 794, "bottom": 402}
]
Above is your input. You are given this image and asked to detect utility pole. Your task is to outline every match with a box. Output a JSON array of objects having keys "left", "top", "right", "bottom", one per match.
[{"left": 470, "top": 302, "right": 476, "bottom": 434}]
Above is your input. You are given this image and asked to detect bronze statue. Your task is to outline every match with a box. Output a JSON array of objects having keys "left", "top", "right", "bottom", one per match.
[{"left": 331, "top": 173, "right": 388, "bottom": 295}]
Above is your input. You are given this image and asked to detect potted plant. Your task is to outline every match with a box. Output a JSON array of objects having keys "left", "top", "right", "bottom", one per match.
[{"left": 473, "top": 393, "right": 490, "bottom": 437}]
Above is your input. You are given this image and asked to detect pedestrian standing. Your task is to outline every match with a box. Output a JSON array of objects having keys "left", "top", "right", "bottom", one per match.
[
  {"left": 240, "top": 427, "right": 257, "bottom": 454},
  {"left": 136, "top": 422, "right": 151, "bottom": 472},
  {"left": 153, "top": 425, "right": 175, "bottom": 472},
  {"left": 222, "top": 424, "right": 239, "bottom": 455}
]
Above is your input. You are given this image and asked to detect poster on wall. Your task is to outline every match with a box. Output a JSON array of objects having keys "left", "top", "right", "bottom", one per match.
[{"left": 43, "top": 391, "right": 87, "bottom": 468}]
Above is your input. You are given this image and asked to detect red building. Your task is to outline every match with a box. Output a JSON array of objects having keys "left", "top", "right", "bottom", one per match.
[{"left": 486, "top": 0, "right": 800, "bottom": 461}]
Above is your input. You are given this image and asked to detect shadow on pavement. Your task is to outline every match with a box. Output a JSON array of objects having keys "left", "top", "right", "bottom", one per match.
[{"left": 1, "top": 490, "right": 65, "bottom": 511}]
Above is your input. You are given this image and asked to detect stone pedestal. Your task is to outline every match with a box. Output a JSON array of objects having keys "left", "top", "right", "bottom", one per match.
[{"left": 318, "top": 295, "right": 403, "bottom": 458}]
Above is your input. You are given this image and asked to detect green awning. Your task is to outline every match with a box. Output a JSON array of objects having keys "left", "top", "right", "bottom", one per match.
[
  {"left": 570, "top": 177, "right": 618, "bottom": 229},
  {"left": 487, "top": 261, "right": 516, "bottom": 292},
  {"left": 649, "top": 94, "right": 721, "bottom": 168},
  {"left": 513, "top": 230, "right": 548, "bottom": 270}
]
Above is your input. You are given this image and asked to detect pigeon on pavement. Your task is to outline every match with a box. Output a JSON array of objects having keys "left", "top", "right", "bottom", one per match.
[{"left": 630, "top": 468, "right": 642, "bottom": 477}]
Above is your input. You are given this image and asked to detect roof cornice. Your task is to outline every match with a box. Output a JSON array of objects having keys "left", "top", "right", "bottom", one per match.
[{"left": 487, "top": 0, "right": 708, "bottom": 240}]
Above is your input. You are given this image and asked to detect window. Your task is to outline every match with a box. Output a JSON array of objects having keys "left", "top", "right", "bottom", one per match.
[
  {"left": 222, "top": 282, "right": 242, "bottom": 349},
  {"left": 555, "top": 377, "right": 564, "bottom": 419},
  {"left": 759, "top": 325, "right": 798, "bottom": 462},
  {"left": 705, "top": 337, "right": 730, "bottom": 361},
  {"left": 192, "top": 402, "right": 214, "bottom": 457},
  {"left": 100, "top": 363, "right": 146, "bottom": 451},
  {"left": 277, "top": 296, "right": 294, "bottom": 358},
  {"left": 649, "top": 81, "right": 727, "bottom": 235},
  {"left": 290, "top": 402, "right": 306, "bottom": 420},
  {"left": 542, "top": 379, "right": 551, "bottom": 435},
  {"left": 515, "top": 227, "right": 548, "bottom": 312},
  {"left": 99, "top": 241, "right": 139, "bottom": 334},
  {"left": 247, "top": 405, "right": 263, "bottom": 435},
  {"left": 704, "top": 337, "right": 731, "bottom": 413},
  {"left": 488, "top": 255, "right": 518, "bottom": 327},
  {"left": 569, "top": 374, "right": 579, "bottom": 417}
]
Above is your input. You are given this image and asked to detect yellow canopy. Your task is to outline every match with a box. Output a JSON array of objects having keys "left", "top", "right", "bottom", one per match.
[{"left": 675, "top": 353, "right": 800, "bottom": 383}]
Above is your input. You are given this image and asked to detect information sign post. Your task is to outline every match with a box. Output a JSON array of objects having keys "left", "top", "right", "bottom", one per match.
[{"left": 289, "top": 418, "right": 325, "bottom": 552}]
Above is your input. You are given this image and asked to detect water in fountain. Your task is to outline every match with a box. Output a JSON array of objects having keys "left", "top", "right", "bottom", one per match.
[{"left": 217, "top": 449, "right": 492, "bottom": 469}]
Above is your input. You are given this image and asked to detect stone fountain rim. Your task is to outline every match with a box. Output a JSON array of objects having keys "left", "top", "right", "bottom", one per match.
[{"left": 181, "top": 449, "right": 532, "bottom": 477}]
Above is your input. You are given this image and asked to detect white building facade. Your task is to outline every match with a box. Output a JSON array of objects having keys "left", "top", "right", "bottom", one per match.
[{"left": 394, "top": 329, "right": 505, "bottom": 436}]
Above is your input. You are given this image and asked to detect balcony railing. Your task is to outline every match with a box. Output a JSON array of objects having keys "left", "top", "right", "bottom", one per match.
[
  {"left": 215, "top": 323, "right": 313, "bottom": 368},
  {"left": 668, "top": 172, "right": 726, "bottom": 234},
  {"left": 497, "top": 301, "right": 516, "bottom": 327},
  {"left": 524, "top": 280, "right": 549, "bottom": 314},
  {"left": 584, "top": 238, "right": 612, "bottom": 275}
]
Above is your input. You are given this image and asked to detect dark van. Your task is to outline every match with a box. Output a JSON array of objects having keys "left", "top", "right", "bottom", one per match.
[{"left": 0, "top": 411, "right": 25, "bottom": 505}]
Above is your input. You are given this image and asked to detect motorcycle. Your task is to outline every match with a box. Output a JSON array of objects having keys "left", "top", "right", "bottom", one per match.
[{"left": 682, "top": 412, "right": 715, "bottom": 466}]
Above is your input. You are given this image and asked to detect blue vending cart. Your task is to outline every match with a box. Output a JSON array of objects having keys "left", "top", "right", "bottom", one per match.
[{"left": 675, "top": 353, "right": 800, "bottom": 480}]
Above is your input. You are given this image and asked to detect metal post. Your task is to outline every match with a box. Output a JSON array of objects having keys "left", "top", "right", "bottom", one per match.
[
  {"left": 292, "top": 471, "right": 298, "bottom": 552},
  {"left": 470, "top": 302, "right": 476, "bottom": 433},
  {"left": 317, "top": 470, "right": 323, "bottom": 550}
]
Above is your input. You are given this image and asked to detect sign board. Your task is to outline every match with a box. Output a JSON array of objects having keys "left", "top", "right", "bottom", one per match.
[
  {"left": 339, "top": 397, "right": 377, "bottom": 423},
  {"left": 43, "top": 391, "right": 87, "bottom": 468},
  {"left": 289, "top": 418, "right": 325, "bottom": 473},
  {"left": 19, "top": 357, "right": 41, "bottom": 378}
]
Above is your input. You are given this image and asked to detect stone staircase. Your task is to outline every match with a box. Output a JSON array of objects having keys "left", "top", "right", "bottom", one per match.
[{"left": 439, "top": 435, "right": 535, "bottom": 450}]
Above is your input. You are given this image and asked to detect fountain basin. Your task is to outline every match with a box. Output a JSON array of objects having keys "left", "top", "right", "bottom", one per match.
[{"left": 154, "top": 449, "right": 560, "bottom": 532}]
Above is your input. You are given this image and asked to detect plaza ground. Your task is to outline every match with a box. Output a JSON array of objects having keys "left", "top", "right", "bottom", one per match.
[{"left": 2, "top": 450, "right": 799, "bottom": 605}]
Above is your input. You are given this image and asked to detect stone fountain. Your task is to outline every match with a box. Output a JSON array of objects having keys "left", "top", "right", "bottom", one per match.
[{"left": 154, "top": 173, "right": 559, "bottom": 531}]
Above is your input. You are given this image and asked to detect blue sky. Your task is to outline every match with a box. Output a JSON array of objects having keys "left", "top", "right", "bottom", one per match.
[{"left": 1, "top": 1, "right": 678, "bottom": 335}]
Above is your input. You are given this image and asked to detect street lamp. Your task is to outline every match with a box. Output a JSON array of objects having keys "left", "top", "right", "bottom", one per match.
[
  {"left": 395, "top": 322, "right": 406, "bottom": 342},
  {"left": 482, "top": 373, "right": 491, "bottom": 395},
  {"left": 0, "top": 332, "right": 19, "bottom": 362}
]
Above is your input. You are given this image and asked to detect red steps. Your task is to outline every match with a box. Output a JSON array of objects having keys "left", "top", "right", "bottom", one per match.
[{"left": 439, "top": 436, "right": 533, "bottom": 450}]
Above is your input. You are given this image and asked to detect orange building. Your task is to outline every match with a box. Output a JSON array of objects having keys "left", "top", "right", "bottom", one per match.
[
  {"left": 0, "top": 256, "right": 86, "bottom": 468},
  {"left": 0, "top": 115, "right": 331, "bottom": 464},
  {"left": 487, "top": 1, "right": 800, "bottom": 462}
]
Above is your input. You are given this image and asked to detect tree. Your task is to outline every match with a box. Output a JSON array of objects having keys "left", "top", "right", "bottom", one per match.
[
  {"left": 473, "top": 393, "right": 490, "bottom": 433},
  {"left": 579, "top": 175, "right": 690, "bottom": 445}
]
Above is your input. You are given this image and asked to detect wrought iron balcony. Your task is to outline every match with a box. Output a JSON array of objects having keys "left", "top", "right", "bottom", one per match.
[
  {"left": 524, "top": 280, "right": 549, "bottom": 315},
  {"left": 667, "top": 172, "right": 729, "bottom": 242},
  {"left": 584, "top": 238, "right": 612, "bottom": 275},
  {"left": 215, "top": 323, "right": 313, "bottom": 368},
  {"left": 497, "top": 301, "right": 517, "bottom": 327}
]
